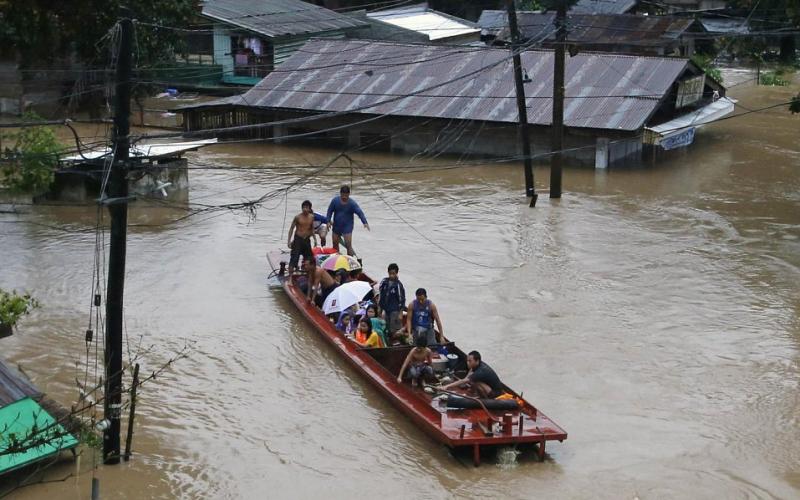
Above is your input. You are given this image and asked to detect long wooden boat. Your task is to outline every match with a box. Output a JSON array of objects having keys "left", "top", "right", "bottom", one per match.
[{"left": 267, "top": 250, "right": 567, "bottom": 465}]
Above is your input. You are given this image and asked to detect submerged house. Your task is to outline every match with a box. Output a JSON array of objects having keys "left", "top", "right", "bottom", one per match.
[
  {"left": 482, "top": 12, "right": 706, "bottom": 57},
  {"left": 200, "top": 0, "right": 368, "bottom": 85},
  {"left": 180, "top": 39, "right": 733, "bottom": 168},
  {"left": 0, "top": 358, "right": 78, "bottom": 477},
  {"left": 347, "top": 3, "right": 480, "bottom": 45}
]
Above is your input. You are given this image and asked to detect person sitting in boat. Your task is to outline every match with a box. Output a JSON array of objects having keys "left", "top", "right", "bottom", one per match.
[
  {"left": 336, "top": 311, "right": 355, "bottom": 335},
  {"left": 378, "top": 263, "right": 406, "bottom": 341},
  {"left": 365, "top": 304, "right": 389, "bottom": 347},
  {"left": 286, "top": 200, "right": 315, "bottom": 275},
  {"left": 304, "top": 258, "right": 338, "bottom": 308},
  {"left": 354, "top": 317, "right": 384, "bottom": 348},
  {"left": 406, "top": 288, "right": 445, "bottom": 346},
  {"left": 441, "top": 351, "right": 504, "bottom": 399},
  {"left": 397, "top": 336, "right": 434, "bottom": 388}
]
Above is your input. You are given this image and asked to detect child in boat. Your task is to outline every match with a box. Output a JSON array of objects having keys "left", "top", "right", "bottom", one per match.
[
  {"left": 365, "top": 304, "right": 389, "bottom": 347},
  {"left": 397, "top": 336, "right": 434, "bottom": 387},
  {"left": 354, "top": 317, "right": 384, "bottom": 348},
  {"left": 336, "top": 311, "right": 355, "bottom": 335}
]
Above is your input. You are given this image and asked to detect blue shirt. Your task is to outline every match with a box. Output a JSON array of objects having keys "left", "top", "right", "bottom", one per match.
[
  {"left": 313, "top": 212, "right": 328, "bottom": 230},
  {"left": 326, "top": 196, "right": 367, "bottom": 235}
]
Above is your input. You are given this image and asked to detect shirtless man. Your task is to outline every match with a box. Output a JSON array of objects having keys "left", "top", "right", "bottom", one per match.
[
  {"left": 287, "top": 200, "right": 315, "bottom": 274},
  {"left": 304, "top": 258, "right": 338, "bottom": 308},
  {"left": 397, "top": 336, "right": 434, "bottom": 387}
]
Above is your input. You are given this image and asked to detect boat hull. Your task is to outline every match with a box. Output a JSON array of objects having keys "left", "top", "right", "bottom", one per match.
[{"left": 267, "top": 250, "right": 567, "bottom": 464}]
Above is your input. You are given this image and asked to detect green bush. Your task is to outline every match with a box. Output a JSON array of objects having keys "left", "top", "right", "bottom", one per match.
[
  {"left": 0, "top": 289, "right": 39, "bottom": 327},
  {"left": 759, "top": 70, "right": 790, "bottom": 86},
  {"left": 0, "top": 113, "right": 63, "bottom": 193}
]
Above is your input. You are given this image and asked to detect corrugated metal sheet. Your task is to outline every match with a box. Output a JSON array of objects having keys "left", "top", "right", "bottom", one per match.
[
  {"left": 367, "top": 5, "right": 479, "bottom": 41},
  {"left": 209, "top": 39, "right": 688, "bottom": 131},
  {"left": 60, "top": 139, "right": 219, "bottom": 162},
  {"left": 495, "top": 13, "right": 697, "bottom": 47},
  {"left": 0, "top": 359, "right": 41, "bottom": 409},
  {"left": 570, "top": 0, "right": 638, "bottom": 15},
  {"left": 201, "top": 0, "right": 367, "bottom": 38},
  {"left": 273, "top": 31, "right": 345, "bottom": 67}
]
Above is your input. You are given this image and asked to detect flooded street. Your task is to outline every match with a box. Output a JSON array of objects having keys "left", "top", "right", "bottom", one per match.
[{"left": 1, "top": 82, "right": 799, "bottom": 499}]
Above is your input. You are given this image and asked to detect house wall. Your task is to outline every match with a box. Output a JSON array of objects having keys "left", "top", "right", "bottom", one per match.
[
  {"left": 213, "top": 24, "right": 234, "bottom": 78},
  {"left": 183, "top": 107, "right": 640, "bottom": 168}
]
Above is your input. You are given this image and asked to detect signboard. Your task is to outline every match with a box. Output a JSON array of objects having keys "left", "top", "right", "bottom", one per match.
[
  {"left": 659, "top": 127, "right": 695, "bottom": 150},
  {"left": 676, "top": 75, "right": 705, "bottom": 109}
]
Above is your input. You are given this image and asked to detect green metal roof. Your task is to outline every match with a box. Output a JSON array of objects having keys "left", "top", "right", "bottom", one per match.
[{"left": 0, "top": 398, "right": 78, "bottom": 476}]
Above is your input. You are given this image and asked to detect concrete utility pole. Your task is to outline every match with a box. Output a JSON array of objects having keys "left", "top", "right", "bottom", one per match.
[
  {"left": 550, "top": 0, "right": 567, "bottom": 199},
  {"left": 505, "top": 0, "right": 537, "bottom": 207},
  {"left": 104, "top": 12, "right": 132, "bottom": 465}
]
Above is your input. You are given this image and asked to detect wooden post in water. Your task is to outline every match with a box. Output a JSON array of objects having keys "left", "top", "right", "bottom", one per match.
[
  {"left": 104, "top": 10, "right": 132, "bottom": 465},
  {"left": 124, "top": 363, "right": 140, "bottom": 461},
  {"left": 550, "top": 0, "right": 567, "bottom": 199},
  {"left": 505, "top": 0, "right": 537, "bottom": 207}
]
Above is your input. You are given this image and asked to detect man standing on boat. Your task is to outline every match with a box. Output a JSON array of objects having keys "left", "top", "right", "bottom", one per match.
[
  {"left": 406, "top": 288, "right": 445, "bottom": 346},
  {"left": 326, "top": 185, "right": 369, "bottom": 256},
  {"left": 441, "top": 351, "right": 504, "bottom": 399},
  {"left": 287, "top": 200, "right": 315, "bottom": 275}
]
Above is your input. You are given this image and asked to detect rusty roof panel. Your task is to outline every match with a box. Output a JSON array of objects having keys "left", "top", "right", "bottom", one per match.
[
  {"left": 202, "top": 39, "right": 689, "bottom": 131},
  {"left": 495, "top": 13, "right": 698, "bottom": 47}
]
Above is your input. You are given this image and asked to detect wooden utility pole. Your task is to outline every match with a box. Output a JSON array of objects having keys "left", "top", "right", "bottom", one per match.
[
  {"left": 104, "top": 12, "right": 133, "bottom": 465},
  {"left": 550, "top": 0, "right": 567, "bottom": 199},
  {"left": 505, "top": 0, "right": 537, "bottom": 207}
]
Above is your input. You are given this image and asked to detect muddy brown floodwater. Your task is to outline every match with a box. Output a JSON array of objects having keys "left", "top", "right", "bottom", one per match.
[{"left": 1, "top": 82, "right": 799, "bottom": 499}]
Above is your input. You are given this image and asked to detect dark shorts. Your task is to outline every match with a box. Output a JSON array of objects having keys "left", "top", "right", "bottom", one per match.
[
  {"left": 289, "top": 235, "right": 312, "bottom": 269},
  {"left": 408, "top": 363, "right": 434, "bottom": 380},
  {"left": 413, "top": 326, "right": 437, "bottom": 346},
  {"left": 315, "top": 283, "right": 338, "bottom": 308}
]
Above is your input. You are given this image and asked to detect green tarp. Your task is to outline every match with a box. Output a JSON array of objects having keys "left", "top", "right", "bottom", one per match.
[{"left": 0, "top": 397, "right": 78, "bottom": 475}]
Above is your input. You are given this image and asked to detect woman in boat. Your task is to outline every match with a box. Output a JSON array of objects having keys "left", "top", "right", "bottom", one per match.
[
  {"left": 354, "top": 317, "right": 384, "bottom": 348},
  {"left": 397, "top": 336, "right": 434, "bottom": 388},
  {"left": 365, "top": 305, "right": 389, "bottom": 347},
  {"left": 336, "top": 311, "right": 355, "bottom": 335}
]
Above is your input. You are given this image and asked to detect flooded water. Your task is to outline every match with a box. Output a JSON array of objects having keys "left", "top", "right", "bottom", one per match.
[{"left": 1, "top": 82, "right": 799, "bottom": 499}]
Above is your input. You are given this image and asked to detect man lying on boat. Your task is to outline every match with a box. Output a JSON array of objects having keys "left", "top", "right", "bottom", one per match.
[{"left": 440, "top": 351, "right": 504, "bottom": 399}]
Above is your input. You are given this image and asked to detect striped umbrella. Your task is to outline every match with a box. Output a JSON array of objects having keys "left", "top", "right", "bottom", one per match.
[{"left": 320, "top": 254, "right": 361, "bottom": 272}]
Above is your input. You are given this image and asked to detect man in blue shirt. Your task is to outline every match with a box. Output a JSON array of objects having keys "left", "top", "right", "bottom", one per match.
[
  {"left": 312, "top": 212, "right": 328, "bottom": 247},
  {"left": 326, "top": 185, "right": 369, "bottom": 256}
]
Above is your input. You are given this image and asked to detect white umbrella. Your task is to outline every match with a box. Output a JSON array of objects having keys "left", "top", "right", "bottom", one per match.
[{"left": 322, "top": 281, "right": 372, "bottom": 315}]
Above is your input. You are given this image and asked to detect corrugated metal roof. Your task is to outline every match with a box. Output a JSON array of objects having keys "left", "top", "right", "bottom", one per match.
[
  {"left": 495, "top": 13, "right": 698, "bottom": 46},
  {"left": 189, "top": 39, "right": 688, "bottom": 131},
  {"left": 368, "top": 4, "right": 479, "bottom": 41},
  {"left": 570, "top": 0, "right": 639, "bottom": 15},
  {"left": 201, "top": 0, "right": 367, "bottom": 38},
  {"left": 0, "top": 359, "right": 41, "bottom": 409},
  {"left": 60, "top": 139, "right": 219, "bottom": 162}
]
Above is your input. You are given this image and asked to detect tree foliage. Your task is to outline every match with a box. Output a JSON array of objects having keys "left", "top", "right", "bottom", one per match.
[
  {"left": 0, "top": 0, "right": 196, "bottom": 67},
  {"left": 0, "top": 289, "right": 39, "bottom": 327},
  {"left": 0, "top": 112, "right": 63, "bottom": 193}
]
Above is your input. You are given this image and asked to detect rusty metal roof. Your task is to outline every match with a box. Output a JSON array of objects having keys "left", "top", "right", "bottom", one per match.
[
  {"left": 201, "top": 0, "right": 368, "bottom": 38},
  {"left": 190, "top": 38, "right": 689, "bottom": 131},
  {"left": 495, "top": 13, "right": 699, "bottom": 47},
  {"left": 0, "top": 358, "right": 41, "bottom": 408}
]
